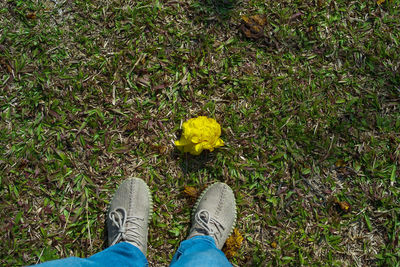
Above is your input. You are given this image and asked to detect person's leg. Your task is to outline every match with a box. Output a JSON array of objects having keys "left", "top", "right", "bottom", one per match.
[
  {"left": 170, "top": 182, "right": 236, "bottom": 267},
  {"left": 33, "top": 178, "right": 152, "bottom": 267},
  {"left": 170, "top": 236, "right": 232, "bottom": 267},
  {"left": 36, "top": 242, "right": 147, "bottom": 267}
]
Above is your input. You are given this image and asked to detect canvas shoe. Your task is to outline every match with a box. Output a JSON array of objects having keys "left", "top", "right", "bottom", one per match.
[
  {"left": 107, "top": 178, "right": 152, "bottom": 255},
  {"left": 187, "top": 182, "right": 236, "bottom": 249}
]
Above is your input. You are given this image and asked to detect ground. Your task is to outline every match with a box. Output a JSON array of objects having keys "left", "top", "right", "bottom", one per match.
[{"left": 0, "top": 0, "right": 399, "bottom": 266}]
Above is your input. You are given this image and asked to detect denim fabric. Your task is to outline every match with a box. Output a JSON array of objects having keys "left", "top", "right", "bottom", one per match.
[
  {"left": 34, "top": 236, "right": 231, "bottom": 267},
  {"left": 35, "top": 242, "right": 147, "bottom": 267},
  {"left": 170, "top": 236, "right": 232, "bottom": 267}
]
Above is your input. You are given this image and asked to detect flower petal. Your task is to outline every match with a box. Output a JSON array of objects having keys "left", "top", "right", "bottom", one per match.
[{"left": 175, "top": 116, "right": 224, "bottom": 155}]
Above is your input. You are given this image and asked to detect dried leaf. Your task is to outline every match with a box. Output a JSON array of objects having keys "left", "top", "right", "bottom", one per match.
[
  {"left": 241, "top": 15, "right": 252, "bottom": 25},
  {"left": 153, "top": 83, "right": 167, "bottom": 91},
  {"left": 0, "top": 58, "right": 13, "bottom": 74},
  {"left": 271, "top": 241, "right": 277, "bottom": 248},
  {"left": 26, "top": 12, "right": 36, "bottom": 19},
  {"left": 223, "top": 228, "right": 243, "bottom": 258},
  {"left": 289, "top": 12, "right": 303, "bottom": 21},
  {"left": 6, "top": 64, "right": 13, "bottom": 74},
  {"left": 151, "top": 144, "right": 167, "bottom": 154},
  {"left": 330, "top": 197, "right": 351, "bottom": 214},
  {"left": 240, "top": 15, "right": 267, "bottom": 39},
  {"left": 335, "top": 159, "right": 346, "bottom": 167},
  {"left": 183, "top": 186, "right": 198, "bottom": 198},
  {"left": 336, "top": 200, "right": 351, "bottom": 213},
  {"left": 251, "top": 14, "right": 267, "bottom": 26},
  {"left": 157, "top": 145, "right": 167, "bottom": 154}
]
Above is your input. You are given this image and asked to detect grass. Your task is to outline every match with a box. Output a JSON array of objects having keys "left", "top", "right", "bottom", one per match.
[{"left": 1, "top": 0, "right": 399, "bottom": 265}]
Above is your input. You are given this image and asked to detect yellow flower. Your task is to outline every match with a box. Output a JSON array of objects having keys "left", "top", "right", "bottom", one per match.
[{"left": 175, "top": 116, "right": 224, "bottom": 155}]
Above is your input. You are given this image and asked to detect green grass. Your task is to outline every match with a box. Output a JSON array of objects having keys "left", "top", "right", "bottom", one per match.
[{"left": 1, "top": 0, "right": 399, "bottom": 265}]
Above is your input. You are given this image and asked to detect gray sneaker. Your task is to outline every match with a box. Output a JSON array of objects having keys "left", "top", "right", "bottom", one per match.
[
  {"left": 187, "top": 182, "right": 237, "bottom": 249},
  {"left": 107, "top": 178, "right": 152, "bottom": 255}
]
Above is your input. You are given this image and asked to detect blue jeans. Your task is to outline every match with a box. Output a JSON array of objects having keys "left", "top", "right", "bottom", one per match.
[{"left": 35, "top": 236, "right": 232, "bottom": 267}]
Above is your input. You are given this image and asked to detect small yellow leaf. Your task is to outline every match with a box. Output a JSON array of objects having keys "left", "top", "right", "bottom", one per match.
[
  {"left": 240, "top": 14, "right": 267, "bottom": 39},
  {"left": 333, "top": 197, "right": 352, "bottom": 213},
  {"left": 151, "top": 144, "right": 167, "bottom": 154},
  {"left": 337, "top": 200, "right": 351, "bottom": 213},
  {"left": 223, "top": 228, "right": 244, "bottom": 258},
  {"left": 183, "top": 186, "right": 198, "bottom": 198},
  {"left": 377, "top": 0, "right": 384, "bottom": 5},
  {"left": 241, "top": 16, "right": 251, "bottom": 24},
  {"left": 26, "top": 12, "right": 36, "bottom": 19},
  {"left": 271, "top": 241, "right": 277, "bottom": 248},
  {"left": 335, "top": 159, "right": 346, "bottom": 167},
  {"left": 251, "top": 14, "right": 267, "bottom": 26}
]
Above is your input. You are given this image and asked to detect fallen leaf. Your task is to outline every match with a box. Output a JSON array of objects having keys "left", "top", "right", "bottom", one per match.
[
  {"left": 251, "top": 14, "right": 267, "bottom": 26},
  {"left": 151, "top": 144, "right": 167, "bottom": 154},
  {"left": 223, "top": 228, "right": 244, "bottom": 258},
  {"left": 240, "top": 14, "right": 267, "bottom": 39},
  {"left": 0, "top": 59, "right": 13, "bottom": 74},
  {"left": 271, "top": 241, "right": 277, "bottom": 248},
  {"left": 26, "top": 12, "right": 36, "bottom": 19},
  {"left": 183, "top": 186, "right": 198, "bottom": 198},
  {"left": 336, "top": 199, "right": 351, "bottom": 213},
  {"left": 6, "top": 64, "right": 13, "bottom": 74},
  {"left": 289, "top": 12, "right": 303, "bottom": 21},
  {"left": 330, "top": 197, "right": 352, "bottom": 214},
  {"left": 335, "top": 159, "right": 346, "bottom": 167},
  {"left": 153, "top": 83, "right": 167, "bottom": 91},
  {"left": 157, "top": 145, "right": 167, "bottom": 154}
]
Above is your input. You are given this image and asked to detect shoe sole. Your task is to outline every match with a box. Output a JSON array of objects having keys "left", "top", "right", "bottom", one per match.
[{"left": 191, "top": 182, "right": 237, "bottom": 241}]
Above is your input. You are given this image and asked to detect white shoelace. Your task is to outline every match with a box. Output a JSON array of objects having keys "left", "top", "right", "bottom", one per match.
[
  {"left": 109, "top": 207, "right": 144, "bottom": 246},
  {"left": 194, "top": 210, "right": 225, "bottom": 244}
]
